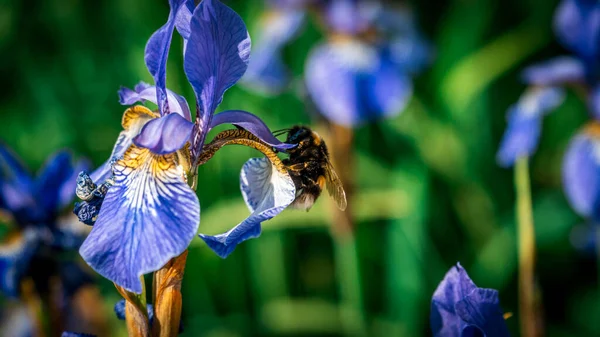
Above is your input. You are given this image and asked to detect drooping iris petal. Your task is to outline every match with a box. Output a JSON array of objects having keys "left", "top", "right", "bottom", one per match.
[
  {"left": 199, "top": 158, "right": 295, "bottom": 258},
  {"left": 90, "top": 106, "right": 158, "bottom": 183},
  {"left": 133, "top": 113, "right": 194, "bottom": 155},
  {"left": 210, "top": 110, "right": 296, "bottom": 151},
  {"left": 118, "top": 83, "right": 192, "bottom": 121},
  {"left": 497, "top": 87, "right": 565, "bottom": 167},
  {"left": 431, "top": 263, "right": 509, "bottom": 337},
  {"left": 562, "top": 128, "right": 600, "bottom": 219},
  {"left": 184, "top": 0, "right": 251, "bottom": 120},
  {"left": 79, "top": 145, "right": 200, "bottom": 293},
  {"left": 144, "top": 0, "right": 187, "bottom": 115},
  {"left": 305, "top": 40, "right": 411, "bottom": 126},
  {"left": 0, "top": 229, "right": 38, "bottom": 297},
  {"left": 241, "top": 10, "right": 305, "bottom": 95},
  {"left": 554, "top": 0, "right": 600, "bottom": 59},
  {"left": 521, "top": 57, "right": 586, "bottom": 86}
]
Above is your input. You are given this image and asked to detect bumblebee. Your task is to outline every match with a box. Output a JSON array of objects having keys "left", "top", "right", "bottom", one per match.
[{"left": 275, "top": 126, "right": 347, "bottom": 211}]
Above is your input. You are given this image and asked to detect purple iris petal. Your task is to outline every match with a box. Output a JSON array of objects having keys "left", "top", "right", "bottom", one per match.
[
  {"left": 118, "top": 82, "right": 192, "bottom": 121},
  {"left": 210, "top": 110, "right": 296, "bottom": 151},
  {"left": 79, "top": 147, "right": 200, "bottom": 293},
  {"left": 589, "top": 85, "right": 600, "bottom": 119},
  {"left": 0, "top": 229, "right": 39, "bottom": 297},
  {"left": 175, "top": 0, "right": 195, "bottom": 41},
  {"left": 144, "top": 0, "right": 187, "bottom": 115},
  {"left": 199, "top": 158, "right": 295, "bottom": 258},
  {"left": 35, "top": 151, "right": 80, "bottom": 214},
  {"left": 61, "top": 333, "right": 96, "bottom": 337},
  {"left": 554, "top": 0, "right": 600, "bottom": 59},
  {"left": 133, "top": 113, "right": 194, "bottom": 155},
  {"left": 497, "top": 87, "right": 565, "bottom": 167},
  {"left": 305, "top": 40, "right": 411, "bottom": 126},
  {"left": 58, "top": 158, "right": 91, "bottom": 211},
  {"left": 521, "top": 57, "right": 586, "bottom": 86},
  {"left": 184, "top": 0, "right": 251, "bottom": 121},
  {"left": 325, "top": 0, "right": 378, "bottom": 35},
  {"left": 241, "top": 10, "right": 305, "bottom": 95},
  {"left": 431, "top": 263, "right": 510, "bottom": 337},
  {"left": 562, "top": 130, "right": 600, "bottom": 219},
  {"left": 0, "top": 144, "right": 31, "bottom": 186},
  {"left": 0, "top": 144, "right": 34, "bottom": 214}
]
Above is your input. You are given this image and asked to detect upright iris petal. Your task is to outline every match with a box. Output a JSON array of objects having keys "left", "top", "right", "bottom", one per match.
[
  {"left": 305, "top": 39, "right": 411, "bottom": 126},
  {"left": 497, "top": 87, "right": 565, "bottom": 167},
  {"left": 184, "top": 0, "right": 251, "bottom": 122},
  {"left": 145, "top": 0, "right": 187, "bottom": 115},
  {"left": 554, "top": 0, "right": 600, "bottom": 60},
  {"left": 430, "top": 263, "right": 510, "bottom": 337},
  {"left": 199, "top": 158, "right": 295, "bottom": 258}
]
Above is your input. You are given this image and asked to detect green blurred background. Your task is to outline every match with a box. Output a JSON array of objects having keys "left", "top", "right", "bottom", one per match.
[{"left": 1, "top": 0, "right": 598, "bottom": 336}]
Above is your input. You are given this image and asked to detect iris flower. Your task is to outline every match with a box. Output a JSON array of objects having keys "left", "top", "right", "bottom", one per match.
[
  {"left": 76, "top": 0, "right": 298, "bottom": 294},
  {"left": 496, "top": 0, "right": 600, "bottom": 220},
  {"left": 241, "top": 0, "right": 431, "bottom": 127},
  {"left": 430, "top": 263, "right": 511, "bottom": 337},
  {"left": 0, "top": 145, "right": 91, "bottom": 297}
]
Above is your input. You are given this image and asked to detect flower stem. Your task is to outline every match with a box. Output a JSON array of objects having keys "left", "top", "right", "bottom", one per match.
[
  {"left": 515, "top": 157, "right": 537, "bottom": 337},
  {"left": 152, "top": 250, "right": 188, "bottom": 337},
  {"left": 115, "top": 278, "right": 150, "bottom": 337}
]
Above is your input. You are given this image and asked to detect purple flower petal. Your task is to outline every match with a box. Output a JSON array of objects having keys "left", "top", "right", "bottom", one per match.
[
  {"left": 35, "top": 151, "right": 83, "bottom": 214},
  {"left": 79, "top": 146, "right": 200, "bottom": 293},
  {"left": 241, "top": 10, "right": 305, "bottom": 95},
  {"left": 554, "top": 0, "right": 600, "bottom": 59},
  {"left": 431, "top": 263, "right": 509, "bottom": 337},
  {"left": 133, "top": 113, "right": 194, "bottom": 155},
  {"left": 325, "top": 0, "right": 378, "bottom": 35},
  {"left": 118, "top": 82, "right": 192, "bottom": 121},
  {"left": 90, "top": 107, "right": 158, "bottom": 183},
  {"left": 497, "top": 87, "right": 565, "bottom": 167},
  {"left": 61, "top": 332, "right": 96, "bottom": 337},
  {"left": 184, "top": 0, "right": 251, "bottom": 121},
  {"left": 210, "top": 110, "right": 295, "bottom": 151},
  {"left": 521, "top": 57, "right": 586, "bottom": 86},
  {"left": 199, "top": 158, "right": 295, "bottom": 258},
  {"left": 0, "top": 144, "right": 34, "bottom": 214},
  {"left": 562, "top": 129, "right": 600, "bottom": 218},
  {"left": 0, "top": 229, "right": 39, "bottom": 297},
  {"left": 58, "top": 158, "right": 91, "bottom": 211},
  {"left": 144, "top": 0, "right": 187, "bottom": 115},
  {"left": 305, "top": 40, "right": 411, "bottom": 126}
]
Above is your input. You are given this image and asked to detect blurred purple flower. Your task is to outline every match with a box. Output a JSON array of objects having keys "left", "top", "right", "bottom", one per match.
[
  {"left": 497, "top": 0, "right": 600, "bottom": 167},
  {"left": 0, "top": 145, "right": 91, "bottom": 298},
  {"left": 431, "top": 263, "right": 510, "bottom": 337},
  {"left": 77, "top": 0, "right": 298, "bottom": 293}
]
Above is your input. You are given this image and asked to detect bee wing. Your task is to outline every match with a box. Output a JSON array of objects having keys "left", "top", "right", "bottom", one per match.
[{"left": 325, "top": 161, "right": 347, "bottom": 211}]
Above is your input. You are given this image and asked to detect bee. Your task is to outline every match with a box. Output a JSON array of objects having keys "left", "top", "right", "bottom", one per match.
[{"left": 274, "top": 126, "right": 347, "bottom": 211}]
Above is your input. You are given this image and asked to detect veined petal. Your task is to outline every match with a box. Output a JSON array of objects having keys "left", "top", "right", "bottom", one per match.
[
  {"left": 118, "top": 83, "right": 192, "bottom": 121},
  {"left": 562, "top": 126, "right": 600, "bottom": 219},
  {"left": 133, "top": 113, "right": 194, "bottom": 155},
  {"left": 554, "top": 0, "right": 600, "bottom": 59},
  {"left": 0, "top": 229, "right": 38, "bottom": 297},
  {"left": 455, "top": 289, "right": 510, "bottom": 337},
  {"left": 521, "top": 57, "right": 586, "bottom": 86},
  {"left": 199, "top": 158, "right": 295, "bottom": 258},
  {"left": 90, "top": 106, "right": 158, "bottom": 183},
  {"left": 241, "top": 10, "right": 305, "bottom": 95},
  {"left": 496, "top": 87, "right": 565, "bottom": 167},
  {"left": 144, "top": 0, "right": 187, "bottom": 115},
  {"left": 184, "top": 0, "right": 251, "bottom": 119},
  {"left": 210, "top": 110, "right": 296, "bottom": 151},
  {"left": 79, "top": 145, "right": 200, "bottom": 293},
  {"left": 175, "top": 0, "right": 196, "bottom": 41}
]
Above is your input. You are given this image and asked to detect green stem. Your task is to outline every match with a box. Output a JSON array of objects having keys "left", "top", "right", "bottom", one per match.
[
  {"left": 515, "top": 157, "right": 537, "bottom": 337},
  {"left": 334, "top": 238, "right": 366, "bottom": 336}
]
